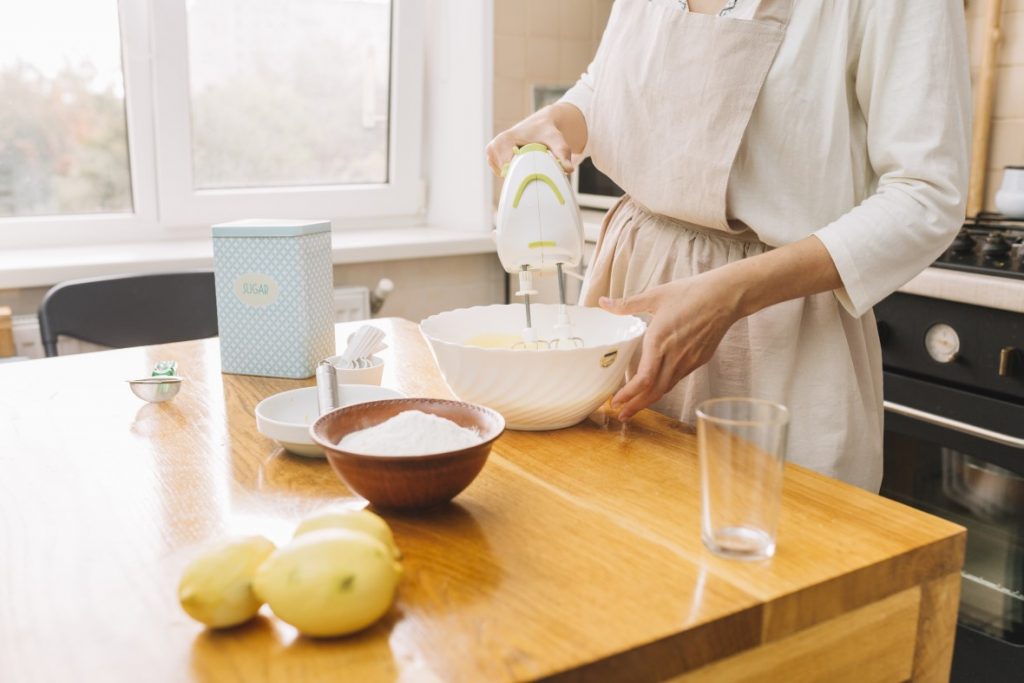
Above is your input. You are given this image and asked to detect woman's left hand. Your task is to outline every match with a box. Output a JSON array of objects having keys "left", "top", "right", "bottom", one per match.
[
  {"left": 599, "top": 270, "right": 743, "bottom": 421},
  {"left": 598, "top": 235, "right": 844, "bottom": 421}
]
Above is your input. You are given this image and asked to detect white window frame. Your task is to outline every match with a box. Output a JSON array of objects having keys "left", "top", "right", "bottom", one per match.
[
  {"left": 0, "top": 0, "right": 160, "bottom": 250},
  {"left": 0, "top": 0, "right": 424, "bottom": 250},
  {"left": 151, "top": 0, "right": 423, "bottom": 229}
]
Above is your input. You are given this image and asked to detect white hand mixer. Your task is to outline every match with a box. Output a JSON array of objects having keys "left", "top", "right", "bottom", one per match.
[{"left": 495, "top": 143, "right": 585, "bottom": 349}]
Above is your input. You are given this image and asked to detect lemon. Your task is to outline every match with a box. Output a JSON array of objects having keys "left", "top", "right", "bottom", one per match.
[
  {"left": 178, "top": 535, "right": 276, "bottom": 629},
  {"left": 253, "top": 529, "right": 401, "bottom": 637},
  {"left": 294, "top": 508, "right": 401, "bottom": 559}
]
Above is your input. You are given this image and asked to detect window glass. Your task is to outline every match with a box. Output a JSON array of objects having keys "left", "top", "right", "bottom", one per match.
[
  {"left": 186, "top": 0, "right": 392, "bottom": 190},
  {"left": 0, "top": 1, "right": 133, "bottom": 218}
]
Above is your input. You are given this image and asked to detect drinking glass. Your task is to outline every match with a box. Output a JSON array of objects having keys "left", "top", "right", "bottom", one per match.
[{"left": 697, "top": 398, "right": 789, "bottom": 561}]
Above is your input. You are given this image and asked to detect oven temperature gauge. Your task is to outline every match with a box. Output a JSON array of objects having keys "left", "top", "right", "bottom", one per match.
[{"left": 924, "top": 323, "right": 960, "bottom": 364}]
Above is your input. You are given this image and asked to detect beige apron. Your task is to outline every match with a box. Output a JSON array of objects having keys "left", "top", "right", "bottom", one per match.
[{"left": 581, "top": 0, "right": 884, "bottom": 491}]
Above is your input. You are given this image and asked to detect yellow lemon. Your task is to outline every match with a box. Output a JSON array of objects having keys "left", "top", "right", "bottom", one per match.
[
  {"left": 178, "top": 535, "right": 276, "bottom": 628},
  {"left": 294, "top": 508, "right": 401, "bottom": 559},
  {"left": 253, "top": 529, "right": 401, "bottom": 638}
]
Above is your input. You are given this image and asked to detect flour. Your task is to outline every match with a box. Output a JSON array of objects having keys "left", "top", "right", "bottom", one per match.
[{"left": 338, "top": 410, "right": 482, "bottom": 456}]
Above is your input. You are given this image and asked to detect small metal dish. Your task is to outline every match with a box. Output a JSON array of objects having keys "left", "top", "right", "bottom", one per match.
[{"left": 127, "top": 376, "right": 184, "bottom": 403}]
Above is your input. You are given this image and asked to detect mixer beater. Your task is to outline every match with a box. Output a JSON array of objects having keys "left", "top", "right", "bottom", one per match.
[
  {"left": 552, "top": 263, "right": 584, "bottom": 348},
  {"left": 513, "top": 265, "right": 544, "bottom": 350},
  {"left": 511, "top": 263, "right": 585, "bottom": 350}
]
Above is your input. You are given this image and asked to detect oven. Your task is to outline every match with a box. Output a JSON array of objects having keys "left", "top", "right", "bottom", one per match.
[{"left": 876, "top": 292, "right": 1024, "bottom": 682}]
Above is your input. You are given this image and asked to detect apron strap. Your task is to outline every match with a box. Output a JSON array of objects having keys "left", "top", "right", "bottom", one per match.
[{"left": 752, "top": 0, "right": 794, "bottom": 27}]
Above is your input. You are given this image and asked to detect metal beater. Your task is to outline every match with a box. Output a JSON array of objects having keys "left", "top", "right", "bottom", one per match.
[{"left": 552, "top": 263, "right": 584, "bottom": 348}]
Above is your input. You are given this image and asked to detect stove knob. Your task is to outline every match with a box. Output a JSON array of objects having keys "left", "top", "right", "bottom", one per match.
[
  {"left": 950, "top": 230, "right": 976, "bottom": 254},
  {"left": 999, "top": 347, "right": 1018, "bottom": 377},
  {"left": 981, "top": 232, "right": 1011, "bottom": 259}
]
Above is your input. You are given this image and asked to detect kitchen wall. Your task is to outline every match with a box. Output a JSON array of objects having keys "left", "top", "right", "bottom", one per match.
[
  {"left": 492, "top": 0, "right": 612, "bottom": 201},
  {"left": 331, "top": 255, "right": 504, "bottom": 322},
  {"left": 967, "top": 0, "right": 1024, "bottom": 211},
  {"left": 494, "top": 0, "right": 1022, "bottom": 214}
]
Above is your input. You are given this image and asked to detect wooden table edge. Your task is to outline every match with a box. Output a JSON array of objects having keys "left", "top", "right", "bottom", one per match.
[{"left": 758, "top": 522, "right": 966, "bottom": 642}]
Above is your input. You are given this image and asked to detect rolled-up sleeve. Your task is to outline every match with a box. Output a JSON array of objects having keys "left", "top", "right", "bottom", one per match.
[
  {"left": 814, "top": 0, "right": 971, "bottom": 317},
  {"left": 560, "top": 69, "right": 596, "bottom": 132}
]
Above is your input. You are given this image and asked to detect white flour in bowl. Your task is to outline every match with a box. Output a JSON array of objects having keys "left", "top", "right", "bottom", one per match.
[{"left": 338, "top": 410, "right": 482, "bottom": 456}]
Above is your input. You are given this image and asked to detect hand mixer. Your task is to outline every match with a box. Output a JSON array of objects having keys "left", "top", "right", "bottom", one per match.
[{"left": 495, "top": 143, "right": 585, "bottom": 349}]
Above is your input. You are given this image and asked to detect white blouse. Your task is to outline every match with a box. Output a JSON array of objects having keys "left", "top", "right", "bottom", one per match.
[{"left": 562, "top": 0, "right": 971, "bottom": 317}]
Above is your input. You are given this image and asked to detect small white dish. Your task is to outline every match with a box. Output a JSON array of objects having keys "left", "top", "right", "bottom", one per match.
[
  {"left": 255, "top": 384, "right": 405, "bottom": 457},
  {"left": 324, "top": 354, "right": 385, "bottom": 386},
  {"left": 996, "top": 167, "right": 1024, "bottom": 218},
  {"left": 995, "top": 191, "right": 1024, "bottom": 219}
]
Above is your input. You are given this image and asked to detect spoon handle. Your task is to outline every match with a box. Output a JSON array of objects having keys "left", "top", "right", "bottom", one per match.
[{"left": 316, "top": 360, "right": 340, "bottom": 415}]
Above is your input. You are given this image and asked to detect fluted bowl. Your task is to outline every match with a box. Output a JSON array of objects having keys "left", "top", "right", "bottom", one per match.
[{"left": 420, "top": 304, "right": 646, "bottom": 430}]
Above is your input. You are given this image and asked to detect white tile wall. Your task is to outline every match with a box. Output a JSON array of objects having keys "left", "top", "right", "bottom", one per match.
[
  {"left": 965, "top": 2, "right": 1024, "bottom": 211},
  {"left": 333, "top": 254, "right": 505, "bottom": 322},
  {"left": 493, "top": 0, "right": 612, "bottom": 199}
]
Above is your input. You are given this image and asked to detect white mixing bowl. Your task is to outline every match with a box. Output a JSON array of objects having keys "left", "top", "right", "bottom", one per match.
[{"left": 420, "top": 304, "right": 646, "bottom": 430}]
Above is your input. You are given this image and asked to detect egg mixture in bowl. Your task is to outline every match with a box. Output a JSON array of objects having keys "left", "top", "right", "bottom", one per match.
[{"left": 420, "top": 304, "right": 646, "bottom": 430}]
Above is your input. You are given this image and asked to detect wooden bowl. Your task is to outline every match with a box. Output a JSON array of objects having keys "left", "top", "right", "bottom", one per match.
[{"left": 309, "top": 398, "right": 505, "bottom": 510}]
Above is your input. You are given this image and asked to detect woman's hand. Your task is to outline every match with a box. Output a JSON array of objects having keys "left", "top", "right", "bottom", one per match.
[
  {"left": 486, "top": 103, "right": 587, "bottom": 177},
  {"left": 599, "top": 270, "right": 744, "bottom": 421},
  {"left": 599, "top": 235, "right": 844, "bottom": 421}
]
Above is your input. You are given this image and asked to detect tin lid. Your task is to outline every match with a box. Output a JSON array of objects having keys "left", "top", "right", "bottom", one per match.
[{"left": 212, "top": 219, "right": 331, "bottom": 238}]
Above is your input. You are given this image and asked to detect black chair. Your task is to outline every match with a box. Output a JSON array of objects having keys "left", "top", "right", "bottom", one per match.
[{"left": 38, "top": 271, "right": 219, "bottom": 357}]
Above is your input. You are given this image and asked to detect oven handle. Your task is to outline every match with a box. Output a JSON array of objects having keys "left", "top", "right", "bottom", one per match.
[{"left": 884, "top": 401, "right": 1024, "bottom": 449}]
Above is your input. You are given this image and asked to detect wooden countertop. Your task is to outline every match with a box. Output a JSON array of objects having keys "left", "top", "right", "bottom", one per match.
[{"left": 0, "top": 318, "right": 965, "bottom": 682}]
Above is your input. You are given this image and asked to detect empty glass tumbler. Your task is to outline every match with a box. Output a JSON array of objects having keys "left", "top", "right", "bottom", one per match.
[{"left": 697, "top": 398, "right": 790, "bottom": 561}]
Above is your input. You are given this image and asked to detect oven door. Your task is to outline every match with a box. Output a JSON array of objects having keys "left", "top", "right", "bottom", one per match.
[{"left": 881, "top": 373, "right": 1024, "bottom": 683}]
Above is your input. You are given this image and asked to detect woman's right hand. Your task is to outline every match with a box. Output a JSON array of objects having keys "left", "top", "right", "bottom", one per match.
[{"left": 485, "top": 103, "right": 586, "bottom": 177}]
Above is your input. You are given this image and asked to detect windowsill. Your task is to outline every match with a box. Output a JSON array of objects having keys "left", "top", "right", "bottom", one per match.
[{"left": 0, "top": 226, "right": 496, "bottom": 290}]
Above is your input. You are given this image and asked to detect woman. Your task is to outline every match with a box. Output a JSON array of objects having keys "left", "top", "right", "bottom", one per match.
[{"left": 486, "top": 0, "right": 970, "bottom": 492}]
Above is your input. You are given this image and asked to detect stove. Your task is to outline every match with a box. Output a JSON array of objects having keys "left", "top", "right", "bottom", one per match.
[
  {"left": 875, "top": 214, "right": 1024, "bottom": 683},
  {"left": 935, "top": 214, "right": 1024, "bottom": 280}
]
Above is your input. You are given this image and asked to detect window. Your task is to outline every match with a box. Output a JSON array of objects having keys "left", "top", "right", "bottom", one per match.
[
  {"left": 0, "top": 1, "right": 132, "bottom": 218},
  {"left": 0, "top": 0, "right": 423, "bottom": 249}
]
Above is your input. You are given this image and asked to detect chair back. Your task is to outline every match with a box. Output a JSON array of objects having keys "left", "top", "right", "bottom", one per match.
[{"left": 38, "top": 271, "right": 218, "bottom": 357}]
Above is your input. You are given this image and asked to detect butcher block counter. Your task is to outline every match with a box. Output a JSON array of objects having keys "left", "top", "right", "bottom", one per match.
[{"left": 0, "top": 318, "right": 964, "bottom": 683}]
